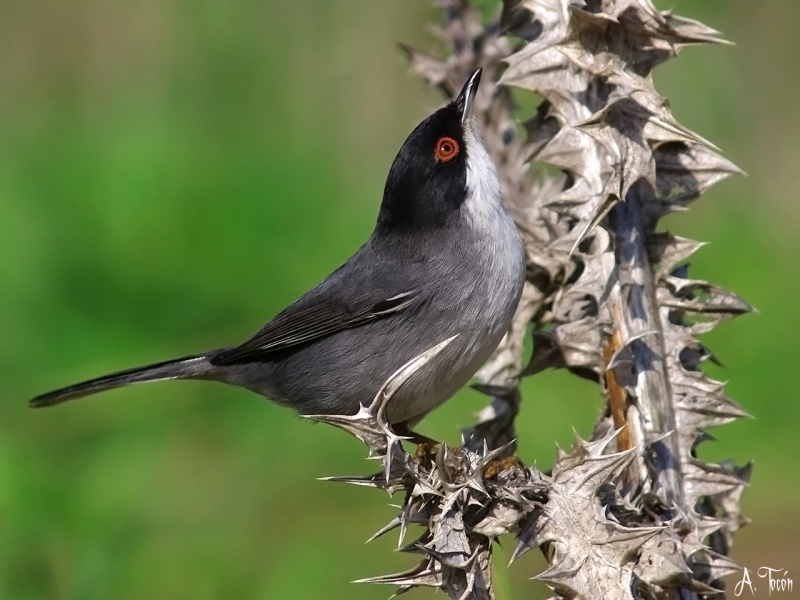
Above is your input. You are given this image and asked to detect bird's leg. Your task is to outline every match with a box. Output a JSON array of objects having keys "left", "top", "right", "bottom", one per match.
[{"left": 393, "top": 421, "right": 440, "bottom": 447}]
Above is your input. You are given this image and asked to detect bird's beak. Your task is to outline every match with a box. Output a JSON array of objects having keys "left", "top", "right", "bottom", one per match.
[{"left": 456, "top": 68, "right": 482, "bottom": 127}]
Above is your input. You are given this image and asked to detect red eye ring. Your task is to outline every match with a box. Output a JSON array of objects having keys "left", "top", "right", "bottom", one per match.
[{"left": 434, "top": 136, "right": 459, "bottom": 162}]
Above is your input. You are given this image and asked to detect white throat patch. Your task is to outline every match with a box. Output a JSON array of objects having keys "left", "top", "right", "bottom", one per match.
[{"left": 462, "top": 120, "right": 503, "bottom": 227}]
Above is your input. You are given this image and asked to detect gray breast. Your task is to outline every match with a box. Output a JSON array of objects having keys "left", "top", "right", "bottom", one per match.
[{"left": 386, "top": 204, "right": 524, "bottom": 424}]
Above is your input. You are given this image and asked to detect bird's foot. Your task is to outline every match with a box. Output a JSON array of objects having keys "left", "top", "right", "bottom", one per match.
[{"left": 393, "top": 422, "right": 441, "bottom": 449}]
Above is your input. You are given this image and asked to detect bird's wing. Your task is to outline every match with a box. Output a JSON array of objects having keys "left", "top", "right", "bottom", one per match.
[{"left": 210, "top": 287, "right": 420, "bottom": 365}]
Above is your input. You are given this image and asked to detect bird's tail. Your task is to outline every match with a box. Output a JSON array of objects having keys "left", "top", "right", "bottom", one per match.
[{"left": 29, "top": 353, "right": 219, "bottom": 408}]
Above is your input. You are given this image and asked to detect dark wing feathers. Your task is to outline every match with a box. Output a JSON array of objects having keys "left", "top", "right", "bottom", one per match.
[{"left": 211, "top": 289, "right": 419, "bottom": 365}]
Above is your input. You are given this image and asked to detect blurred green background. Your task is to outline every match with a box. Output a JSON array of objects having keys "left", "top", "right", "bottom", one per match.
[{"left": 1, "top": 1, "right": 797, "bottom": 598}]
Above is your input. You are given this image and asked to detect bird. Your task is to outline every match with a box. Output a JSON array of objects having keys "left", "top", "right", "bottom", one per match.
[{"left": 29, "top": 68, "right": 526, "bottom": 434}]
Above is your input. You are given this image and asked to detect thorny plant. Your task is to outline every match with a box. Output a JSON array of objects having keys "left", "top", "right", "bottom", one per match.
[{"left": 309, "top": 1, "right": 752, "bottom": 598}]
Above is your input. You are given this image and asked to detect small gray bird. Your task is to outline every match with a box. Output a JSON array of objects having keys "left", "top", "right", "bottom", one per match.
[{"left": 30, "top": 69, "right": 525, "bottom": 434}]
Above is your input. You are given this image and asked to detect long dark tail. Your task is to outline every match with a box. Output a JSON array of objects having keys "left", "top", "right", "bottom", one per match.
[{"left": 29, "top": 353, "right": 219, "bottom": 408}]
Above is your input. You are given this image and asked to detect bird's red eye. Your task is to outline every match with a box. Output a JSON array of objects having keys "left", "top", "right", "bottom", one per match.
[{"left": 434, "top": 136, "right": 459, "bottom": 162}]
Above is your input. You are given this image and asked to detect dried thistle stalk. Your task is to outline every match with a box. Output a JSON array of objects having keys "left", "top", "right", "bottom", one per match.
[{"left": 315, "top": 1, "right": 751, "bottom": 598}]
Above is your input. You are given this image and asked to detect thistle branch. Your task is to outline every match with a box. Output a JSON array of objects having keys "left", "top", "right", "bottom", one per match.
[{"left": 315, "top": 2, "right": 752, "bottom": 598}]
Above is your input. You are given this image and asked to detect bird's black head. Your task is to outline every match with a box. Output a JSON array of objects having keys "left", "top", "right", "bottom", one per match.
[{"left": 377, "top": 69, "right": 491, "bottom": 233}]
